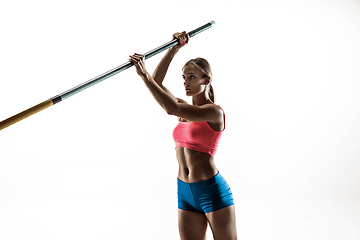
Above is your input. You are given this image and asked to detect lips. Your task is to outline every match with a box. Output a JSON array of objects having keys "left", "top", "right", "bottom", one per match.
[{"left": 185, "top": 88, "right": 191, "bottom": 91}]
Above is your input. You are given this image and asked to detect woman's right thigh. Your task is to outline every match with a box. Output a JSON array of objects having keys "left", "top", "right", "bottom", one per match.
[{"left": 178, "top": 209, "right": 208, "bottom": 240}]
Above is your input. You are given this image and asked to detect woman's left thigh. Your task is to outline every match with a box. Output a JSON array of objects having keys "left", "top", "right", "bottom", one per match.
[{"left": 205, "top": 205, "right": 238, "bottom": 240}]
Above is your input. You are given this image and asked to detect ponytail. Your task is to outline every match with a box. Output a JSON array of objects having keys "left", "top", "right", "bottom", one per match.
[{"left": 209, "top": 84, "right": 215, "bottom": 103}]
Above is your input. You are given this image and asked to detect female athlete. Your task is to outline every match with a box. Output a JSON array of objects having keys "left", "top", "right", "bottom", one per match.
[{"left": 129, "top": 31, "right": 237, "bottom": 240}]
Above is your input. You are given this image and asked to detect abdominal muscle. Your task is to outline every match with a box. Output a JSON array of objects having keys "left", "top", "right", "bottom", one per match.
[{"left": 176, "top": 147, "right": 218, "bottom": 183}]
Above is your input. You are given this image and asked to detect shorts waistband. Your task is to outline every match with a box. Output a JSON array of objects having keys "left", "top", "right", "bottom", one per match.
[{"left": 177, "top": 171, "right": 220, "bottom": 185}]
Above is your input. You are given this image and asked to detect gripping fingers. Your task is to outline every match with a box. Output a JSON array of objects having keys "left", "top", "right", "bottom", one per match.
[
  {"left": 181, "top": 31, "right": 188, "bottom": 43},
  {"left": 129, "top": 53, "right": 147, "bottom": 77},
  {"left": 179, "top": 31, "right": 189, "bottom": 45},
  {"left": 173, "top": 31, "right": 188, "bottom": 45},
  {"left": 129, "top": 53, "right": 144, "bottom": 64}
]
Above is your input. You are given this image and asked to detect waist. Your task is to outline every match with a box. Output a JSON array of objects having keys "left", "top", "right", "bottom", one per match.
[
  {"left": 177, "top": 171, "right": 222, "bottom": 185},
  {"left": 176, "top": 147, "right": 218, "bottom": 183}
]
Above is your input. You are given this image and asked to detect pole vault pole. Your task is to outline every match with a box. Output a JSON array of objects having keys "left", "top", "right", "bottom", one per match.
[{"left": 0, "top": 21, "right": 215, "bottom": 131}]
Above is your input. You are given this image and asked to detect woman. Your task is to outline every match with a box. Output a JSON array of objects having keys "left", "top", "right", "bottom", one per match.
[{"left": 129, "top": 31, "right": 237, "bottom": 240}]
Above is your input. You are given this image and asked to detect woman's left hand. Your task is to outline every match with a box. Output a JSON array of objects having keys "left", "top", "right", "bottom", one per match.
[{"left": 129, "top": 53, "right": 148, "bottom": 78}]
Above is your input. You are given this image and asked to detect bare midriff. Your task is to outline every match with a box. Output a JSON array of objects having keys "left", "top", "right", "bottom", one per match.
[{"left": 176, "top": 147, "right": 218, "bottom": 183}]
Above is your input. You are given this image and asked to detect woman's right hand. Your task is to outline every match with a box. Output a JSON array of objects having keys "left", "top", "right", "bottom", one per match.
[{"left": 170, "top": 31, "right": 189, "bottom": 51}]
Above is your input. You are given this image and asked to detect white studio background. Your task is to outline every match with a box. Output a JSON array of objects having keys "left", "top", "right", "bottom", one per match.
[{"left": 0, "top": 0, "right": 359, "bottom": 239}]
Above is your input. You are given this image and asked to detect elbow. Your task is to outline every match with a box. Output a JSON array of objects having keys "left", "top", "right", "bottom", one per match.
[
  {"left": 166, "top": 110, "right": 174, "bottom": 116},
  {"left": 165, "top": 104, "right": 178, "bottom": 116},
  {"left": 165, "top": 108, "right": 176, "bottom": 116}
]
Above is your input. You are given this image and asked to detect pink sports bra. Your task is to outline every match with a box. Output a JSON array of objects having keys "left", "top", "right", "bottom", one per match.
[{"left": 172, "top": 106, "right": 225, "bottom": 156}]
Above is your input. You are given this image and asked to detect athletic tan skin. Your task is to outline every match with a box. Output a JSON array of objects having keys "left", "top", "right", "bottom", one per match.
[{"left": 130, "top": 32, "right": 237, "bottom": 240}]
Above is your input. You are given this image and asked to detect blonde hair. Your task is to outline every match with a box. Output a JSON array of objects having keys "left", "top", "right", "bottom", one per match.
[{"left": 182, "top": 58, "right": 215, "bottom": 102}]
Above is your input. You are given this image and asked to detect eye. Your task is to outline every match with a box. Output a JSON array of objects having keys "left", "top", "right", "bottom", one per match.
[{"left": 182, "top": 74, "right": 195, "bottom": 80}]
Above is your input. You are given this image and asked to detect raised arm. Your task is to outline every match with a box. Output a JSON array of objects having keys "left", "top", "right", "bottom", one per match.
[
  {"left": 151, "top": 48, "right": 178, "bottom": 86},
  {"left": 129, "top": 53, "right": 223, "bottom": 124},
  {"left": 152, "top": 32, "right": 189, "bottom": 90}
]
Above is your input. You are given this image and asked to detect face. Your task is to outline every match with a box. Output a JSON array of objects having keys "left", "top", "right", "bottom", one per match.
[{"left": 182, "top": 64, "right": 209, "bottom": 97}]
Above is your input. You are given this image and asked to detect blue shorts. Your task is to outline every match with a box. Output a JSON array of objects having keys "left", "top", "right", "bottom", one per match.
[{"left": 177, "top": 172, "right": 234, "bottom": 213}]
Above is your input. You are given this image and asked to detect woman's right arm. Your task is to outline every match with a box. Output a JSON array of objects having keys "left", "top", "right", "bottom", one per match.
[{"left": 151, "top": 32, "right": 189, "bottom": 90}]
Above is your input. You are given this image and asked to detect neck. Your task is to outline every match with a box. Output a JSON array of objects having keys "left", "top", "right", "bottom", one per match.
[{"left": 192, "top": 91, "right": 211, "bottom": 106}]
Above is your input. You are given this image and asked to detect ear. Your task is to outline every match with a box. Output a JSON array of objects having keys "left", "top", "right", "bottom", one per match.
[{"left": 204, "top": 76, "right": 211, "bottom": 85}]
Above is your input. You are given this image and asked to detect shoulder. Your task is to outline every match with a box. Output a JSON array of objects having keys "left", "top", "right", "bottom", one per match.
[
  {"left": 201, "top": 103, "right": 223, "bottom": 113},
  {"left": 200, "top": 104, "right": 224, "bottom": 124},
  {"left": 214, "top": 104, "right": 224, "bottom": 115}
]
